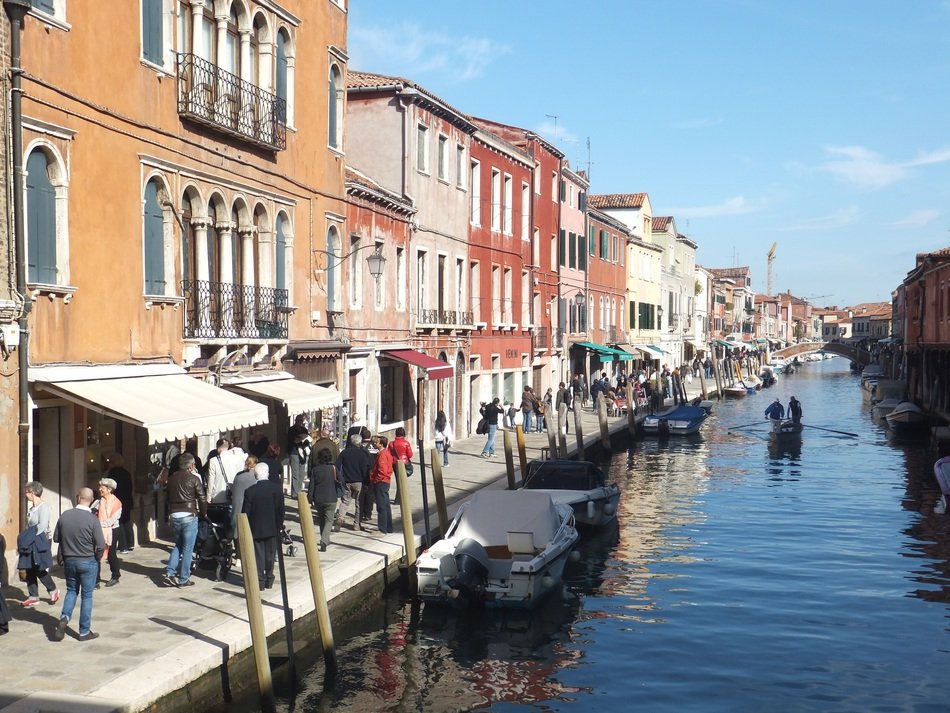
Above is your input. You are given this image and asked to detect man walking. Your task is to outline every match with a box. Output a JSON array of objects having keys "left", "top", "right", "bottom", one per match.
[
  {"left": 479, "top": 397, "right": 503, "bottom": 458},
  {"left": 164, "top": 453, "right": 206, "bottom": 588},
  {"left": 241, "top": 463, "right": 285, "bottom": 590},
  {"left": 336, "top": 434, "right": 371, "bottom": 528},
  {"left": 53, "top": 488, "right": 105, "bottom": 642},
  {"left": 287, "top": 414, "right": 312, "bottom": 498}
]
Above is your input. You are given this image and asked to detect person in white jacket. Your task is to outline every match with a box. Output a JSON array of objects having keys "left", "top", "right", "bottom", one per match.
[{"left": 434, "top": 411, "right": 454, "bottom": 467}]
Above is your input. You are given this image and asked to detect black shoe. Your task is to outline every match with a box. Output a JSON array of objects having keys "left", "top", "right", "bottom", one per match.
[
  {"left": 264, "top": 577, "right": 275, "bottom": 590},
  {"left": 53, "top": 617, "right": 68, "bottom": 641},
  {"left": 105, "top": 578, "right": 119, "bottom": 588},
  {"left": 78, "top": 631, "right": 100, "bottom": 642},
  {"left": 177, "top": 578, "right": 195, "bottom": 588},
  {"left": 319, "top": 543, "right": 327, "bottom": 552},
  {"left": 162, "top": 574, "right": 178, "bottom": 587}
]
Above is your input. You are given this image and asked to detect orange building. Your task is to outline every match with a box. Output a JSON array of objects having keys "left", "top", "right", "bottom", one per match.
[{"left": 2, "top": 0, "right": 349, "bottom": 565}]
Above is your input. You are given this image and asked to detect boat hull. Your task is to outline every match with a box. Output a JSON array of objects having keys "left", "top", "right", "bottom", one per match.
[{"left": 642, "top": 405, "right": 709, "bottom": 435}]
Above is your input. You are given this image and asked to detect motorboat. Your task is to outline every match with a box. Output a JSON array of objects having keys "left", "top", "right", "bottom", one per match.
[
  {"left": 885, "top": 401, "right": 929, "bottom": 436},
  {"left": 934, "top": 456, "right": 950, "bottom": 514},
  {"left": 416, "top": 490, "right": 578, "bottom": 609},
  {"left": 642, "top": 403, "right": 709, "bottom": 435},
  {"left": 769, "top": 419, "right": 803, "bottom": 442},
  {"left": 723, "top": 384, "right": 749, "bottom": 398},
  {"left": 521, "top": 459, "right": 620, "bottom": 528},
  {"left": 871, "top": 397, "right": 901, "bottom": 421},
  {"left": 759, "top": 365, "right": 777, "bottom": 388}
]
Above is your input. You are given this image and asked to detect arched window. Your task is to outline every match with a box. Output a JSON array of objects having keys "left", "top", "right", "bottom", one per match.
[
  {"left": 199, "top": 0, "right": 215, "bottom": 62},
  {"left": 207, "top": 201, "right": 220, "bottom": 284},
  {"left": 181, "top": 194, "right": 196, "bottom": 286},
  {"left": 275, "top": 214, "right": 286, "bottom": 292},
  {"left": 275, "top": 29, "right": 289, "bottom": 123},
  {"left": 326, "top": 225, "right": 341, "bottom": 312},
  {"left": 328, "top": 63, "right": 343, "bottom": 149},
  {"left": 26, "top": 150, "right": 57, "bottom": 285},
  {"left": 223, "top": 5, "right": 239, "bottom": 76},
  {"left": 143, "top": 179, "right": 166, "bottom": 294}
]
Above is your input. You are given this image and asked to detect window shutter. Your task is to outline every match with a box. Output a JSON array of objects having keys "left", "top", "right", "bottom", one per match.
[
  {"left": 32, "top": 0, "right": 54, "bottom": 13},
  {"left": 578, "top": 238, "right": 587, "bottom": 271},
  {"left": 143, "top": 182, "right": 165, "bottom": 294},
  {"left": 26, "top": 151, "right": 57, "bottom": 284},
  {"left": 589, "top": 225, "right": 595, "bottom": 255},
  {"left": 630, "top": 301, "right": 636, "bottom": 329},
  {"left": 559, "top": 179, "right": 566, "bottom": 202},
  {"left": 568, "top": 232, "right": 576, "bottom": 269},
  {"left": 142, "top": 0, "right": 164, "bottom": 65},
  {"left": 275, "top": 217, "right": 287, "bottom": 291},
  {"left": 579, "top": 191, "right": 587, "bottom": 211},
  {"left": 558, "top": 229, "right": 566, "bottom": 267}
]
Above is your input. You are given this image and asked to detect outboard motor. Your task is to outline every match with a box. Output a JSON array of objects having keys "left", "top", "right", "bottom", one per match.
[{"left": 447, "top": 538, "right": 490, "bottom": 608}]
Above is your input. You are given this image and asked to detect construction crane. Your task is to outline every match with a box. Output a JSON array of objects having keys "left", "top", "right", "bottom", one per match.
[{"left": 766, "top": 242, "right": 777, "bottom": 296}]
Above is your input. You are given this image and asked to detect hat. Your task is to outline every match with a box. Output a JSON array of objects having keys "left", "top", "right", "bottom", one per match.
[{"left": 98, "top": 477, "right": 118, "bottom": 491}]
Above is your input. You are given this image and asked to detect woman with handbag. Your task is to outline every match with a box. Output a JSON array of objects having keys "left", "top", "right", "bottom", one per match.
[
  {"left": 19, "top": 481, "right": 58, "bottom": 607},
  {"left": 307, "top": 448, "right": 340, "bottom": 551},
  {"left": 93, "top": 478, "right": 123, "bottom": 588},
  {"left": 434, "top": 411, "right": 453, "bottom": 467}
]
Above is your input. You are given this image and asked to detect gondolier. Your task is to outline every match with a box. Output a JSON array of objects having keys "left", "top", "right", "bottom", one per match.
[
  {"left": 765, "top": 398, "right": 785, "bottom": 425},
  {"left": 788, "top": 396, "right": 803, "bottom": 424}
]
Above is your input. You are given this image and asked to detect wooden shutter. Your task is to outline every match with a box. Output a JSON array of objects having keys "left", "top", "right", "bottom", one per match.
[
  {"left": 143, "top": 181, "right": 165, "bottom": 294},
  {"left": 32, "top": 0, "right": 55, "bottom": 13},
  {"left": 142, "top": 0, "right": 163, "bottom": 65},
  {"left": 568, "top": 232, "right": 576, "bottom": 269},
  {"left": 630, "top": 301, "right": 636, "bottom": 329},
  {"left": 558, "top": 229, "right": 565, "bottom": 267},
  {"left": 26, "top": 151, "right": 57, "bottom": 284}
]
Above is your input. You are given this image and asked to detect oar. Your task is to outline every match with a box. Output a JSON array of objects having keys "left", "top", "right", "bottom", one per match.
[
  {"left": 729, "top": 420, "right": 769, "bottom": 431},
  {"left": 801, "top": 424, "right": 859, "bottom": 438}
]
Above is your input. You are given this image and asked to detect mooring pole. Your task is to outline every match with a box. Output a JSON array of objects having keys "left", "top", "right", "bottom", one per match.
[
  {"left": 236, "top": 513, "right": 275, "bottom": 712},
  {"left": 296, "top": 493, "right": 337, "bottom": 675}
]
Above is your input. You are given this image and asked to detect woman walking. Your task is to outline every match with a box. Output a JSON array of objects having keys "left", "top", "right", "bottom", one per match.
[
  {"left": 307, "top": 448, "right": 340, "bottom": 551},
  {"left": 19, "top": 482, "right": 58, "bottom": 607},
  {"left": 434, "top": 411, "right": 454, "bottom": 466},
  {"left": 371, "top": 435, "right": 394, "bottom": 534},
  {"left": 94, "top": 478, "right": 122, "bottom": 588}
]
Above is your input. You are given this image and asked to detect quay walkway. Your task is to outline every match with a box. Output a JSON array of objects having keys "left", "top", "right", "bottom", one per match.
[{"left": 0, "top": 381, "right": 709, "bottom": 713}]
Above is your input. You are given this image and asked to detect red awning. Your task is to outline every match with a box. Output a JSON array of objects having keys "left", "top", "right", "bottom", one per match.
[{"left": 382, "top": 349, "right": 454, "bottom": 380}]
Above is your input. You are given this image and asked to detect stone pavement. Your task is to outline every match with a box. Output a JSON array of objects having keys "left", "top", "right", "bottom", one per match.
[{"left": 0, "top": 397, "right": 668, "bottom": 713}]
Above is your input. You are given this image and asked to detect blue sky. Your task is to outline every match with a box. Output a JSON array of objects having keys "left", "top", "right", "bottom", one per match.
[{"left": 347, "top": 1, "right": 950, "bottom": 307}]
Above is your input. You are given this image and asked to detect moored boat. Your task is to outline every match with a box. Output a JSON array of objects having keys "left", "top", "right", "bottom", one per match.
[
  {"left": 769, "top": 419, "right": 803, "bottom": 441},
  {"left": 871, "top": 397, "right": 901, "bottom": 421},
  {"left": 934, "top": 456, "right": 950, "bottom": 514},
  {"left": 522, "top": 459, "right": 620, "bottom": 527},
  {"left": 642, "top": 403, "right": 709, "bottom": 436},
  {"left": 416, "top": 490, "right": 578, "bottom": 609},
  {"left": 723, "top": 384, "right": 749, "bottom": 398},
  {"left": 885, "top": 401, "right": 929, "bottom": 436}
]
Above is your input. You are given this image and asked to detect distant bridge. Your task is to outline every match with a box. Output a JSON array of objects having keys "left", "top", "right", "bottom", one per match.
[{"left": 772, "top": 341, "right": 869, "bottom": 365}]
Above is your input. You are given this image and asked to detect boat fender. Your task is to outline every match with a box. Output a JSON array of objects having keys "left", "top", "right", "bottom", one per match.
[
  {"left": 587, "top": 500, "right": 596, "bottom": 521},
  {"left": 541, "top": 575, "right": 556, "bottom": 590},
  {"left": 568, "top": 550, "right": 581, "bottom": 562},
  {"left": 603, "top": 502, "right": 615, "bottom": 516}
]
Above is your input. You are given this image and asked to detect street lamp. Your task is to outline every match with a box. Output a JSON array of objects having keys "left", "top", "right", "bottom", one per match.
[
  {"left": 574, "top": 291, "right": 585, "bottom": 306},
  {"left": 313, "top": 243, "right": 387, "bottom": 284},
  {"left": 365, "top": 245, "right": 386, "bottom": 282},
  {"left": 657, "top": 305, "right": 664, "bottom": 329}
]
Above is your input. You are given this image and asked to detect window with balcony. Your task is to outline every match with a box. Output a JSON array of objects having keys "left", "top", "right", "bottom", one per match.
[
  {"left": 349, "top": 235, "right": 362, "bottom": 307},
  {"left": 176, "top": 3, "right": 290, "bottom": 150},
  {"left": 396, "top": 247, "right": 406, "bottom": 310},
  {"left": 26, "top": 146, "right": 69, "bottom": 288},
  {"left": 275, "top": 213, "right": 287, "bottom": 292}
]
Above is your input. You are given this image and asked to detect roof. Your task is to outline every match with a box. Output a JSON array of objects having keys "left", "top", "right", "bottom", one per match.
[
  {"left": 652, "top": 216, "right": 674, "bottom": 232},
  {"left": 588, "top": 193, "right": 648, "bottom": 209},
  {"left": 347, "top": 70, "right": 475, "bottom": 132},
  {"left": 708, "top": 266, "right": 751, "bottom": 279},
  {"left": 345, "top": 166, "right": 415, "bottom": 215}
]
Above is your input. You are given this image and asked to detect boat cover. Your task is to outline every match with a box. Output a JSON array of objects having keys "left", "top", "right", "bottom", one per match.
[
  {"left": 453, "top": 490, "right": 561, "bottom": 548},
  {"left": 523, "top": 460, "right": 606, "bottom": 490},
  {"left": 653, "top": 404, "right": 707, "bottom": 421}
]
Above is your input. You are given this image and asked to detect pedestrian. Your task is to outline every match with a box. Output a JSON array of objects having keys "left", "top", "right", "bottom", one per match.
[
  {"left": 504, "top": 401, "right": 517, "bottom": 429},
  {"left": 52, "top": 487, "right": 105, "bottom": 642},
  {"left": 93, "top": 478, "right": 122, "bottom": 588},
  {"left": 479, "top": 397, "right": 503, "bottom": 458},
  {"left": 247, "top": 431, "right": 270, "bottom": 460},
  {"left": 241, "top": 463, "right": 285, "bottom": 591},
  {"left": 287, "top": 414, "right": 312, "bottom": 498},
  {"left": 205, "top": 437, "right": 232, "bottom": 505},
  {"left": 261, "top": 443, "right": 283, "bottom": 487},
  {"left": 18, "top": 481, "right": 58, "bottom": 607},
  {"left": 370, "top": 435, "right": 394, "bottom": 534},
  {"left": 312, "top": 428, "right": 340, "bottom": 463},
  {"left": 541, "top": 387, "right": 554, "bottom": 431},
  {"left": 520, "top": 386, "right": 536, "bottom": 431},
  {"left": 360, "top": 434, "right": 379, "bottom": 524},
  {"left": 434, "top": 410, "right": 453, "bottom": 466},
  {"left": 107, "top": 454, "right": 135, "bottom": 554},
  {"left": 533, "top": 391, "right": 546, "bottom": 433},
  {"left": 336, "top": 433, "right": 371, "bottom": 529},
  {"left": 580, "top": 374, "right": 590, "bottom": 408},
  {"left": 164, "top": 452, "right": 206, "bottom": 588},
  {"left": 570, "top": 374, "right": 581, "bottom": 407},
  {"left": 389, "top": 427, "right": 414, "bottom": 501},
  {"left": 765, "top": 398, "right": 785, "bottom": 424},
  {"left": 590, "top": 375, "right": 603, "bottom": 410},
  {"left": 230, "top": 454, "right": 259, "bottom": 536},
  {"left": 307, "top": 447, "right": 340, "bottom": 551},
  {"left": 788, "top": 396, "right": 803, "bottom": 424}
]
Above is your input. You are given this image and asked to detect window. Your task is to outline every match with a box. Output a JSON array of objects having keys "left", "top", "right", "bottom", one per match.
[
  {"left": 578, "top": 236, "right": 587, "bottom": 272},
  {"left": 395, "top": 247, "right": 406, "bottom": 310},
  {"left": 275, "top": 214, "right": 287, "bottom": 292},
  {"left": 521, "top": 182, "right": 529, "bottom": 240},
  {"left": 503, "top": 267, "right": 512, "bottom": 323},
  {"left": 600, "top": 229, "right": 608, "bottom": 259},
  {"left": 456, "top": 145, "right": 465, "bottom": 188},
  {"left": 143, "top": 179, "right": 166, "bottom": 295},
  {"left": 26, "top": 148, "right": 65, "bottom": 286},
  {"left": 275, "top": 28, "right": 290, "bottom": 123},
  {"left": 438, "top": 135, "right": 448, "bottom": 181},
  {"left": 503, "top": 174, "right": 512, "bottom": 234},
  {"left": 521, "top": 270, "right": 530, "bottom": 326},
  {"left": 558, "top": 230, "right": 565, "bottom": 267},
  {"left": 491, "top": 169, "right": 501, "bottom": 231},
  {"left": 491, "top": 265, "right": 501, "bottom": 325},
  {"left": 142, "top": 0, "right": 163, "bottom": 65},
  {"left": 417, "top": 250, "right": 428, "bottom": 314},
  {"left": 568, "top": 232, "right": 576, "bottom": 269},
  {"left": 589, "top": 225, "right": 596, "bottom": 256},
  {"left": 551, "top": 171, "right": 557, "bottom": 201},
  {"left": 470, "top": 261, "right": 480, "bottom": 321},
  {"left": 349, "top": 235, "right": 362, "bottom": 306},
  {"left": 417, "top": 124, "right": 429, "bottom": 173},
  {"left": 470, "top": 160, "right": 481, "bottom": 224},
  {"left": 31, "top": 0, "right": 55, "bottom": 12},
  {"left": 456, "top": 258, "right": 465, "bottom": 312},
  {"left": 328, "top": 64, "right": 343, "bottom": 150},
  {"left": 326, "top": 225, "right": 341, "bottom": 312},
  {"left": 550, "top": 235, "right": 556, "bottom": 272}
]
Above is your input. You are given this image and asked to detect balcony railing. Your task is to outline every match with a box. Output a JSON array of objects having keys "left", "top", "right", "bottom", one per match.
[
  {"left": 608, "top": 326, "right": 626, "bottom": 344},
  {"left": 418, "top": 309, "right": 474, "bottom": 328},
  {"left": 182, "top": 280, "right": 289, "bottom": 340},
  {"left": 177, "top": 53, "right": 287, "bottom": 151},
  {"left": 554, "top": 328, "right": 564, "bottom": 349},
  {"left": 533, "top": 326, "right": 548, "bottom": 350}
]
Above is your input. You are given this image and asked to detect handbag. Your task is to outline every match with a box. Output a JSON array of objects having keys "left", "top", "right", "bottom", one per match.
[
  {"left": 476, "top": 417, "right": 487, "bottom": 435},
  {"left": 405, "top": 461, "right": 414, "bottom": 477}
]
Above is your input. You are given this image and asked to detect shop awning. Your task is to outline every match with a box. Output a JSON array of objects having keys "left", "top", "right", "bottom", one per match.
[
  {"left": 712, "top": 339, "right": 734, "bottom": 348},
  {"left": 224, "top": 372, "right": 342, "bottom": 416},
  {"left": 31, "top": 365, "right": 268, "bottom": 445},
  {"left": 382, "top": 348, "right": 454, "bottom": 380},
  {"left": 618, "top": 345, "right": 652, "bottom": 359},
  {"left": 644, "top": 345, "right": 665, "bottom": 355},
  {"left": 572, "top": 341, "right": 634, "bottom": 360}
]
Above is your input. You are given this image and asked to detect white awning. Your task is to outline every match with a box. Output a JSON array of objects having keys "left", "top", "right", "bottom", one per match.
[
  {"left": 32, "top": 366, "right": 269, "bottom": 445},
  {"left": 224, "top": 372, "right": 343, "bottom": 416}
]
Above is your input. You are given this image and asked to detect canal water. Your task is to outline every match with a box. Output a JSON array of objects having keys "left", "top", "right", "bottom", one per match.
[{"left": 227, "top": 357, "right": 950, "bottom": 712}]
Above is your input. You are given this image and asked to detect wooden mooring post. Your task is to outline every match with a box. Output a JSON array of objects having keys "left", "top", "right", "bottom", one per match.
[
  {"left": 557, "top": 403, "right": 569, "bottom": 458},
  {"left": 597, "top": 394, "right": 611, "bottom": 449},
  {"left": 429, "top": 448, "right": 448, "bottom": 536},
  {"left": 236, "top": 513, "right": 275, "bottom": 712},
  {"left": 503, "top": 429, "right": 517, "bottom": 489},
  {"left": 296, "top": 493, "right": 337, "bottom": 676},
  {"left": 516, "top": 425, "right": 528, "bottom": 486},
  {"left": 572, "top": 400, "right": 585, "bottom": 459}
]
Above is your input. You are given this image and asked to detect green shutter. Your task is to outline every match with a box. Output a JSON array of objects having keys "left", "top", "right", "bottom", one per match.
[
  {"left": 144, "top": 181, "right": 165, "bottom": 294},
  {"left": 568, "top": 232, "right": 576, "bottom": 269},
  {"left": 26, "top": 151, "right": 57, "bottom": 284},
  {"left": 558, "top": 229, "right": 566, "bottom": 267},
  {"left": 559, "top": 180, "right": 566, "bottom": 201},
  {"left": 589, "top": 225, "right": 596, "bottom": 255},
  {"left": 630, "top": 301, "right": 636, "bottom": 329},
  {"left": 578, "top": 237, "right": 587, "bottom": 271},
  {"left": 142, "top": 0, "right": 163, "bottom": 65}
]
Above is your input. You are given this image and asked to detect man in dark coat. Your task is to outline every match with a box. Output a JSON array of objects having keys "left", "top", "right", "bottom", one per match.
[
  {"left": 336, "top": 434, "right": 371, "bottom": 528},
  {"left": 241, "top": 465, "right": 285, "bottom": 590}
]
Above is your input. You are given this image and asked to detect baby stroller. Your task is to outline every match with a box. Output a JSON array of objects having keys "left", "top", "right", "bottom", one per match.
[
  {"left": 280, "top": 526, "right": 299, "bottom": 557},
  {"left": 194, "top": 503, "right": 235, "bottom": 582}
]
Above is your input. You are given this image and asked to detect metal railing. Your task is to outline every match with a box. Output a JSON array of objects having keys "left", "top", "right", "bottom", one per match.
[
  {"left": 177, "top": 53, "right": 287, "bottom": 151},
  {"left": 533, "top": 326, "right": 548, "bottom": 350},
  {"left": 554, "top": 328, "right": 564, "bottom": 349},
  {"left": 182, "top": 280, "right": 289, "bottom": 339}
]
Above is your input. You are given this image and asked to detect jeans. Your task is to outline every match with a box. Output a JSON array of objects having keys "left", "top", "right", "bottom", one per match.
[
  {"left": 61, "top": 557, "right": 97, "bottom": 636},
  {"left": 26, "top": 566, "right": 56, "bottom": 598},
  {"left": 289, "top": 454, "right": 306, "bottom": 497},
  {"left": 535, "top": 412, "right": 545, "bottom": 432},
  {"left": 374, "top": 482, "right": 392, "bottom": 533},
  {"left": 313, "top": 501, "right": 336, "bottom": 546},
  {"left": 481, "top": 424, "right": 498, "bottom": 455},
  {"left": 167, "top": 514, "right": 199, "bottom": 583},
  {"left": 436, "top": 440, "right": 448, "bottom": 465}
]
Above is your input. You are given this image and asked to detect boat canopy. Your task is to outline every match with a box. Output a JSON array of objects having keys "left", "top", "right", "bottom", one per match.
[
  {"left": 523, "top": 460, "right": 606, "bottom": 490},
  {"left": 453, "top": 490, "right": 562, "bottom": 548}
]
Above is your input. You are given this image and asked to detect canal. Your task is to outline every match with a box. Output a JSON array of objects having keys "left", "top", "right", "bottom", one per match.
[{"left": 224, "top": 357, "right": 950, "bottom": 712}]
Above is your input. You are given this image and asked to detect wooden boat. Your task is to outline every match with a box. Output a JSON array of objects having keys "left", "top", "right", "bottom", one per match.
[
  {"left": 885, "top": 401, "right": 929, "bottom": 436},
  {"left": 871, "top": 397, "right": 901, "bottom": 421},
  {"left": 723, "top": 383, "right": 749, "bottom": 398},
  {"left": 769, "top": 419, "right": 803, "bottom": 442},
  {"left": 521, "top": 459, "right": 620, "bottom": 527},
  {"left": 416, "top": 490, "right": 578, "bottom": 609},
  {"left": 934, "top": 456, "right": 950, "bottom": 514},
  {"left": 643, "top": 403, "right": 709, "bottom": 436}
]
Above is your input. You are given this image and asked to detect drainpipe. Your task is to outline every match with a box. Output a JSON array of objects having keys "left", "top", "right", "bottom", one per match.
[{"left": 6, "top": 0, "right": 31, "bottom": 530}]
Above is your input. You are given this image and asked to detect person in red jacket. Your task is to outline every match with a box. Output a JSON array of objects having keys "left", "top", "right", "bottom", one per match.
[
  {"left": 389, "top": 427, "right": 413, "bottom": 503},
  {"left": 371, "top": 435, "right": 394, "bottom": 533}
]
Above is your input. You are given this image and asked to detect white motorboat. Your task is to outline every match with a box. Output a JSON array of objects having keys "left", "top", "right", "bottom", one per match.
[
  {"left": 522, "top": 459, "right": 620, "bottom": 527},
  {"left": 416, "top": 490, "right": 578, "bottom": 609}
]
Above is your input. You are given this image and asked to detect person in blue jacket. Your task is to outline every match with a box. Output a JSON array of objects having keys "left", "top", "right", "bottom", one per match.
[{"left": 764, "top": 398, "right": 785, "bottom": 422}]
